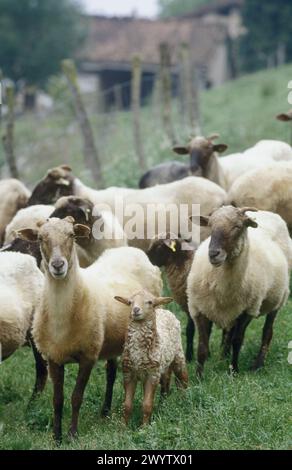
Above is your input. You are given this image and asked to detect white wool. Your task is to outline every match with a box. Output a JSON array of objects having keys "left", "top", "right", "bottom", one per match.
[
  {"left": 0, "top": 179, "right": 31, "bottom": 244},
  {"left": 220, "top": 140, "right": 292, "bottom": 189},
  {"left": 4, "top": 204, "right": 54, "bottom": 243},
  {"left": 124, "top": 308, "right": 185, "bottom": 382},
  {"left": 227, "top": 162, "right": 292, "bottom": 234},
  {"left": 73, "top": 176, "right": 227, "bottom": 251},
  {"left": 0, "top": 252, "right": 44, "bottom": 359},
  {"left": 187, "top": 221, "right": 289, "bottom": 330}
]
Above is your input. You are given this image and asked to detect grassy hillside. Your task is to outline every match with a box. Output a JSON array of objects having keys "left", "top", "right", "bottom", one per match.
[
  {"left": 1, "top": 65, "right": 292, "bottom": 450},
  {"left": 1, "top": 63, "right": 292, "bottom": 189}
]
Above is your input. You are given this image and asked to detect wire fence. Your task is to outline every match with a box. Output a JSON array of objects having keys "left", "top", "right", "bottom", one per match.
[{"left": 0, "top": 60, "right": 289, "bottom": 186}]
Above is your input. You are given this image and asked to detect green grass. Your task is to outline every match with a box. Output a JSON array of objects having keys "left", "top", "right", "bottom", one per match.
[
  {"left": 1, "top": 299, "right": 292, "bottom": 450},
  {"left": 1, "top": 64, "right": 292, "bottom": 450}
]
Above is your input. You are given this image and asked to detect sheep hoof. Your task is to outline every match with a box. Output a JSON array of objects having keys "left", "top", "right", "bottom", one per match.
[
  {"left": 250, "top": 361, "right": 264, "bottom": 371},
  {"left": 101, "top": 406, "right": 111, "bottom": 418},
  {"left": 68, "top": 429, "right": 78, "bottom": 441}
]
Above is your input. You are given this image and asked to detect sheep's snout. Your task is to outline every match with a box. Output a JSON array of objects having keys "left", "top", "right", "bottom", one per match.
[
  {"left": 208, "top": 246, "right": 226, "bottom": 267},
  {"left": 132, "top": 306, "right": 144, "bottom": 320},
  {"left": 189, "top": 149, "right": 203, "bottom": 174},
  {"left": 49, "top": 256, "right": 68, "bottom": 279}
]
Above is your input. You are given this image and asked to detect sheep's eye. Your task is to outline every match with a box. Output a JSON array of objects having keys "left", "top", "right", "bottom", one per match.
[
  {"left": 38, "top": 236, "right": 43, "bottom": 242},
  {"left": 147, "top": 300, "right": 153, "bottom": 305}
]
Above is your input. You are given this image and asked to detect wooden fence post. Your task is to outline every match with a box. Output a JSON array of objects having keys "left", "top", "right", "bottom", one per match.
[
  {"left": 131, "top": 55, "right": 146, "bottom": 170},
  {"left": 2, "top": 84, "right": 19, "bottom": 178},
  {"left": 180, "top": 44, "right": 201, "bottom": 134},
  {"left": 159, "top": 42, "right": 176, "bottom": 144},
  {"left": 61, "top": 59, "right": 104, "bottom": 187}
]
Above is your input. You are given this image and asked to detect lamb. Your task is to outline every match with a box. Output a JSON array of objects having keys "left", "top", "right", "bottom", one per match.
[
  {"left": 147, "top": 234, "right": 197, "bottom": 362},
  {"left": 29, "top": 166, "right": 227, "bottom": 252},
  {"left": 18, "top": 217, "right": 162, "bottom": 442},
  {"left": 0, "top": 178, "right": 31, "bottom": 245},
  {"left": 227, "top": 162, "right": 292, "bottom": 235},
  {"left": 50, "top": 196, "right": 128, "bottom": 267},
  {"left": 0, "top": 252, "right": 47, "bottom": 400},
  {"left": 139, "top": 134, "right": 228, "bottom": 188},
  {"left": 114, "top": 290, "right": 188, "bottom": 425},
  {"left": 187, "top": 205, "right": 290, "bottom": 377}
]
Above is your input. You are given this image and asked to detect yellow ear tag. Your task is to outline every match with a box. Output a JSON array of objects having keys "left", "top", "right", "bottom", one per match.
[{"left": 170, "top": 241, "right": 176, "bottom": 252}]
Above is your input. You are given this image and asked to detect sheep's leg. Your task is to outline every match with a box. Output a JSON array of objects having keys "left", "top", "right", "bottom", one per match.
[
  {"left": 185, "top": 316, "right": 195, "bottom": 362},
  {"left": 101, "top": 359, "right": 118, "bottom": 417},
  {"left": 49, "top": 360, "right": 65, "bottom": 444},
  {"left": 142, "top": 379, "right": 157, "bottom": 425},
  {"left": 230, "top": 312, "right": 252, "bottom": 374},
  {"left": 68, "top": 358, "right": 95, "bottom": 439},
  {"left": 123, "top": 378, "right": 137, "bottom": 425},
  {"left": 221, "top": 328, "right": 234, "bottom": 358},
  {"left": 29, "top": 336, "right": 48, "bottom": 402},
  {"left": 160, "top": 368, "right": 172, "bottom": 397},
  {"left": 196, "top": 313, "right": 212, "bottom": 378},
  {"left": 252, "top": 310, "right": 278, "bottom": 371},
  {"left": 172, "top": 358, "right": 188, "bottom": 389},
  {"left": 207, "top": 321, "right": 213, "bottom": 357}
]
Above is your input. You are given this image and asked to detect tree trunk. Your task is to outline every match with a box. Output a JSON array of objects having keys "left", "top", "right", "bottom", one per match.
[
  {"left": 131, "top": 55, "right": 146, "bottom": 171},
  {"left": 62, "top": 59, "right": 104, "bottom": 188},
  {"left": 2, "top": 84, "right": 19, "bottom": 178}
]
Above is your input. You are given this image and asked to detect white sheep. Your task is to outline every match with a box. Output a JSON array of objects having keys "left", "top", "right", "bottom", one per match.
[
  {"left": 18, "top": 217, "right": 162, "bottom": 442},
  {"left": 0, "top": 251, "right": 47, "bottom": 400},
  {"left": 173, "top": 136, "right": 292, "bottom": 190},
  {"left": 0, "top": 178, "right": 31, "bottom": 245},
  {"left": 114, "top": 290, "right": 188, "bottom": 425},
  {"left": 29, "top": 167, "right": 227, "bottom": 251},
  {"left": 50, "top": 196, "right": 127, "bottom": 267},
  {"left": 227, "top": 162, "right": 292, "bottom": 235},
  {"left": 220, "top": 140, "right": 292, "bottom": 189},
  {"left": 187, "top": 205, "right": 290, "bottom": 376},
  {"left": 4, "top": 204, "right": 54, "bottom": 244}
]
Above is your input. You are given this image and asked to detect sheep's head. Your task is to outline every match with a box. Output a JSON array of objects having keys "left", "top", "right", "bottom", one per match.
[
  {"left": 147, "top": 233, "right": 195, "bottom": 267},
  {"left": 28, "top": 165, "right": 74, "bottom": 206},
  {"left": 114, "top": 290, "right": 173, "bottom": 322},
  {"left": 16, "top": 217, "right": 90, "bottom": 279},
  {"left": 173, "top": 134, "right": 228, "bottom": 175},
  {"left": 192, "top": 205, "right": 258, "bottom": 267},
  {"left": 51, "top": 196, "right": 94, "bottom": 227},
  {"left": 276, "top": 110, "right": 292, "bottom": 122}
]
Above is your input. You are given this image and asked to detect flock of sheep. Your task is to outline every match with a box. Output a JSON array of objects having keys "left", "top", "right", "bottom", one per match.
[{"left": 1, "top": 127, "right": 292, "bottom": 443}]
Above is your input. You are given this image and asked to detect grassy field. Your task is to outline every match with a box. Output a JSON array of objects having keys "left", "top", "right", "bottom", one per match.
[
  {"left": 1, "top": 65, "right": 292, "bottom": 450},
  {"left": 1, "top": 301, "right": 292, "bottom": 450}
]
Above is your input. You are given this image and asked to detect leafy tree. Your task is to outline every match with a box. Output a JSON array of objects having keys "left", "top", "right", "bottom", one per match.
[
  {"left": 0, "top": 0, "right": 84, "bottom": 103},
  {"left": 240, "top": 0, "right": 292, "bottom": 72},
  {"left": 158, "top": 0, "right": 213, "bottom": 18}
]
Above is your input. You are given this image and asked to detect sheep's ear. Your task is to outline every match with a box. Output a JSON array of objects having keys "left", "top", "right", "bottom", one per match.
[
  {"left": 208, "top": 133, "right": 220, "bottom": 141},
  {"left": 65, "top": 216, "right": 75, "bottom": 224},
  {"left": 74, "top": 223, "right": 91, "bottom": 238},
  {"left": 16, "top": 228, "right": 39, "bottom": 242},
  {"left": 56, "top": 178, "right": 70, "bottom": 186},
  {"left": 190, "top": 215, "right": 210, "bottom": 227},
  {"left": 153, "top": 296, "right": 173, "bottom": 307},
  {"left": 114, "top": 296, "right": 131, "bottom": 306},
  {"left": 213, "top": 143, "right": 228, "bottom": 154},
  {"left": 244, "top": 217, "right": 258, "bottom": 228},
  {"left": 276, "top": 113, "right": 292, "bottom": 122},
  {"left": 163, "top": 238, "right": 179, "bottom": 252},
  {"left": 60, "top": 164, "right": 72, "bottom": 171},
  {"left": 172, "top": 146, "right": 189, "bottom": 155}
]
